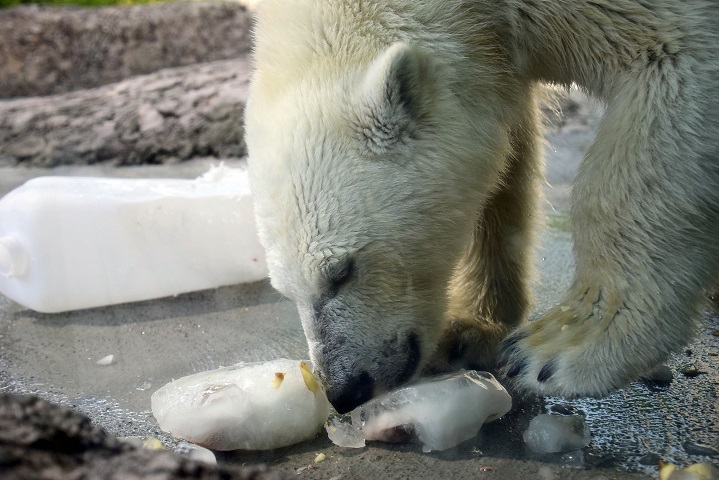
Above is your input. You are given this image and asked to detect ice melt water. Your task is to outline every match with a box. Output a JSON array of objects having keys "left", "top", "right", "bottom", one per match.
[{"left": 0, "top": 164, "right": 267, "bottom": 313}]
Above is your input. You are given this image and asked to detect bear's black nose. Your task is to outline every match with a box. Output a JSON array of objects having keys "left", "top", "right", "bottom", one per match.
[{"left": 326, "top": 371, "right": 374, "bottom": 414}]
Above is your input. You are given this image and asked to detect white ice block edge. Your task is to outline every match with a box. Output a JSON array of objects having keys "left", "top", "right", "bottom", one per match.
[{"left": 0, "top": 164, "right": 268, "bottom": 313}]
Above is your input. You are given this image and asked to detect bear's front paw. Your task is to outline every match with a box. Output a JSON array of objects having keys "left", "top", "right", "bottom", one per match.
[
  {"left": 425, "top": 318, "right": 507, "bottom": 374},
  {"left": 498, "top": 295, "right": 662, "bottom": 397}
]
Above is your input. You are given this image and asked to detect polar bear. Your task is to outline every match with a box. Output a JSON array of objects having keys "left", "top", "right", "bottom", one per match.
[{"left": 245, "top": 0, "right": 719, "bottom": 413}]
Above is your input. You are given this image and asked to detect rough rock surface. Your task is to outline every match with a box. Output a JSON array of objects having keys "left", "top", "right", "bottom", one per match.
[
  {"left": 0, "top": 59, "right": 249, "bottom": 167},
  {"left": 0, "top": 64, "right": 595, "bottom": 168},
  {"left": 0, "top": 2, "right": 594, "bottom": 168},
  {"left": 0, "top": 2, "right": 252, "bottom": 98},
  {"left": 0, "top": 393, "right": 286, "bottom": 480}
]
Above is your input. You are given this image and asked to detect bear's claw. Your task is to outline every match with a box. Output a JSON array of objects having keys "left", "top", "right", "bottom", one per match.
[
  {"left": 497, "top": 291, "right": 679, "bottom": 397},
  {"left": 496, "top": 333, "right": 525, "bottom": 368},
  {"left": 498, "top": 305, "right": 600, "bottom": 395},
  {"left": 536, "top": 360, "right": 557, "bottom": 383},
  {"left": 504, "top": 357, "right": 528, "bottom": 379}
]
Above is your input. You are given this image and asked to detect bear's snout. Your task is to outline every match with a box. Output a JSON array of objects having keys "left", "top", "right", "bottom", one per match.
[
  {"left": 325, "top": 371, "right": 375, "bottom": 414},
  {"left": 319, "top": 332, "right": 422, "bottom": 413}
]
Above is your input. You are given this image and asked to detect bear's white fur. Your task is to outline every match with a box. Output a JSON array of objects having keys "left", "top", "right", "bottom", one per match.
[{"left": 246, "top": 0, "right": 719, "bottom": 411}]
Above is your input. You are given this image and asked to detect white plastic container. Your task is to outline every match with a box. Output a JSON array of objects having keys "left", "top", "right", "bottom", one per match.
[{"left": 0, "top": 165, "right": 267, "bottom": 313}]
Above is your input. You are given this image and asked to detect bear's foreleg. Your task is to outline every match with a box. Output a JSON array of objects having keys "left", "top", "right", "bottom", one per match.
[
  {"left": 428, "top": 101, "right": 544, "bottom": 372},
  {"left": 501, "top": 69, "right": 719, "bottom": 396}
]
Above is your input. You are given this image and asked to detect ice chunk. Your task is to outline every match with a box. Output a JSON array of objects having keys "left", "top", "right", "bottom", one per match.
[
  {"left": 0, "top": 164, "right": 267, "bottom": 313},
  {"left": 523, "top": 414, "right": 590, "bottom": 453},
  {"left": 340, "top": 371, "right": 511, "bottom": 452},
  {"left": 96, "top": 354, "right": 114, "bottom": 366},
  {"left": 325, "top": 416, "right": 366, "bottom": 448},
  {"left": 175, "top": 442, "right": 217, "bottom": 466},
  {"left": 151, "top": 359, "right": 330, "bottom": 451},
  {"left": 560, "top": 449, "right": 585, "bottom": 469}
]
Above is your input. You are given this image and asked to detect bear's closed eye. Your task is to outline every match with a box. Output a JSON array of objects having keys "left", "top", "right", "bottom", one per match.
[{"left": 327, "top": 258, "right": 356, "bottom": 298}]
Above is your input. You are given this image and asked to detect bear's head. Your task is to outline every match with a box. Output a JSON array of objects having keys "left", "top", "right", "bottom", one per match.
[{"left": 246, "top": 2, "right": 510, "bottom": 413}]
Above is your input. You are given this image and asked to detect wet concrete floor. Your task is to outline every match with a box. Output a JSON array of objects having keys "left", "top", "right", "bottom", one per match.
[{"left": 1, "top": 116, "right": 718, "bottom": 479}]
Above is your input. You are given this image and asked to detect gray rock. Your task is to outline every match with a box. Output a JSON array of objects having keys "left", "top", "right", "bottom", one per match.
[
  {"left": 0, "top": 392, "right": 287, "bottom": 480},
  {"left": 641, "top": 364, "right": 674, "bottom": 385},
  {"left": 0, "top": 59, "right": 249, "bottom": 167},
  {"left": 0, "top": 2, "right": 253, "bottom": 98},
  {"left": 683, "top": 440, "right": 719, "bottom": 457}
]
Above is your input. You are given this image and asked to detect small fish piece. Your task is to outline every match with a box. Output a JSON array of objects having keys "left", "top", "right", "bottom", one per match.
[
  {"left": 273, "top": 372, "right": 285, "bottom": 389},
  {"left": 300, "top": 361, "right": 320, "bottom": 394},
  {"left": 142, "top": 437, "right": 164, "bottom": 450}
]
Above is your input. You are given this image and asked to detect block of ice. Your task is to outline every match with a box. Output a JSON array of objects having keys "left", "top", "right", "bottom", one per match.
[
  {"left": 151, "top": 359, "right": 330, "bottom": 451},
  {"left": 175, "top": 442, "right": 217, "bottom": 466},
  {"left": 0, "top": 164, "right": 267, "bottom": 313},
  {"left": 325, "top": 416, "right": 366, "bottom": 448},
  {"left": 334, "top": 371, "right": 512, "bottom": 452},
  {"left": 523, "top": 414, "right": 590, "bottom": 453}
]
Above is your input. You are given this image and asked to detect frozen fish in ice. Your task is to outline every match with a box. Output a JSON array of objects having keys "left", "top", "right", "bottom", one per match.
[
  {"left": 523, "top": 414, "right": 590, "bottom": 453},
  {"left": 151, "top": 359, "right": 330, "bottom": 451},
  {"left": 327, "top": 370, "right": 511, "bottom": 452}
]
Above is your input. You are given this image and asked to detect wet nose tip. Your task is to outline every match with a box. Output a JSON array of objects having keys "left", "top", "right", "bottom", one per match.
[{"left": 326, "top": 371, "right": 374, "bottom": 414}]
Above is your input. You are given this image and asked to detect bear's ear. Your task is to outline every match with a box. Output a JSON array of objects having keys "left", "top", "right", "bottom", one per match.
[{"left": 356, "top": 42, "right": 435, "bottom": 155}]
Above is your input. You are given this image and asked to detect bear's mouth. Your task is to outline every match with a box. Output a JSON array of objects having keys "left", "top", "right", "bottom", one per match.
[
  {"left": 321, "top": 332, "right": 423, "bottom": 413},
  {"left": 372, "top": 331, "right": 423, "bottom": 396}
]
